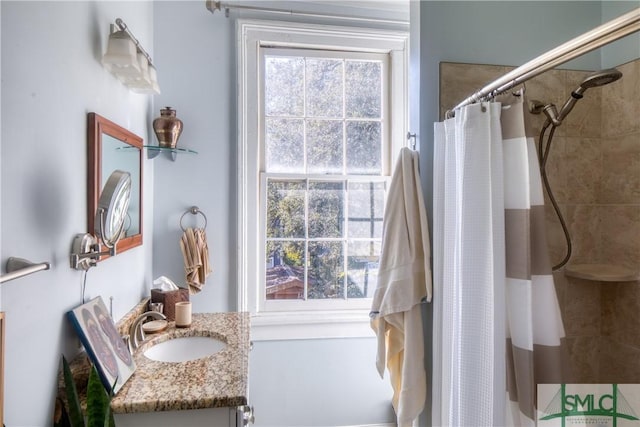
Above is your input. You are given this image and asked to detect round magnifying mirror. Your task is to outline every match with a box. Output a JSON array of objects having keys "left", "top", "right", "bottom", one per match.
[{"left": 95, "top": 170, "right": 132, "bottom": 248}]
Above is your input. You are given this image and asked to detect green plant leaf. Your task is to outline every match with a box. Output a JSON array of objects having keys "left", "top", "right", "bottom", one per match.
[
  {"left": 104, "top": 404, "right": 115, "bottom": 427},
  {"left": 105, "top": 377, "right": 117, "bottom": 427},
  {"left": 62, "top": 356, "right": 85, "bottom": 427},
  {"left": 86, "top": 366, "right": 109, "bottom": 427}
]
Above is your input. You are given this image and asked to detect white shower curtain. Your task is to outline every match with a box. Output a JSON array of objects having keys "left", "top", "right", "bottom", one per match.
[{"left": 432, "top": 97, "right": 567, "bottom": 427}]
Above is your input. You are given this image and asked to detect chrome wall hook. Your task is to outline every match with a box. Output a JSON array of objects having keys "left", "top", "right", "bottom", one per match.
[{"left": 407, "top": 132, "right": 417, "bottom": 150}]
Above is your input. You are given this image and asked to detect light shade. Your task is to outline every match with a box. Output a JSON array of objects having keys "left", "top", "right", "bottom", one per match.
[
  {"left": 102, "top": 31, "right": 140, "bottom": 75},
  {"left": 102, "top": 20, "right": 161, "bottom": 95},
  {"left": 130, "top": 64, "right": 161, "bottom": 94},
  {"left": 119, "top": 53, "right": 151, "bottom": 86},
  {"left": 148, "top": 65, "right": 161, "bottom": 94}
]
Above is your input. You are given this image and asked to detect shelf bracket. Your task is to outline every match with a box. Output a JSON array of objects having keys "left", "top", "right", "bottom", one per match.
[{"left": 0, "top": 257, "right": 51, "bottom": 284}]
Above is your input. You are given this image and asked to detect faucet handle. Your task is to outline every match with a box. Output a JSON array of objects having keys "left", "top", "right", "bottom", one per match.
[
  {"left": 132, "top": 321, "right": 147, "bottom": 349},
  {"left": 122, "top": 334, "right": 132, "bottom": 354},
  {"left": 129, "top": 311, "right": 167, "bottom": 351}
]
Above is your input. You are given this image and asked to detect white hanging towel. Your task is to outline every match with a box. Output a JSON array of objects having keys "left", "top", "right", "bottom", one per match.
[{"left": 370, "top": 147, "right": 432, "bottom": 427}]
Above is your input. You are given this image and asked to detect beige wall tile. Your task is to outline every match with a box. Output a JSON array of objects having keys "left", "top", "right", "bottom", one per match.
[
  {"left": 599, "top": 206, "right": 640, "bottom": 268},
  {"left": 601, "top": 281, "right": 640, "bottom": 347},
  {"left": 601, "top": 129, "right": 640, "bottom": 155},
  {"left": 564, "top": 137, "right": 602, "bottom": 204},
  {"left": 566, "top": 205, "right": 601, "bottom": 265},
  {"left": 600, "top": 282, "right": 617, "bottom": 338},
  {"left": 563, "top": 276, "right": 601, "bottom": 337},
  {"left": 599, "top": 338, "right": 640, "bottom": 383},
  {"left": 602, "top": 60, "right": 640, "bottom": 138},
  {"left": 599, "top": 150, "right": 640, "bottom": 204},
  {"left": 565, "top": 336, "right": 600, "bottom": 383},
  {"left": 439, "top": 62, "right": 509, "bottom": 120}
]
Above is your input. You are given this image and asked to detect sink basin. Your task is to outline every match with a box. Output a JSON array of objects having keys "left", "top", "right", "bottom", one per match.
[{"left": 144, "top": 336, "right": 226, "bottom": 363}]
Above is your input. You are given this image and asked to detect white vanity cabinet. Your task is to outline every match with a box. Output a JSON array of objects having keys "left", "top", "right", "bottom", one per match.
[
  {"left": 110, "top": 312, "right": 252, "bottom": 427},
  {"left": 114, "top": 406, "right": 247, "bottom": 427}
]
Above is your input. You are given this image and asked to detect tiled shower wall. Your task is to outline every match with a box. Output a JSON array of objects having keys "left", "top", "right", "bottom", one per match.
[{"left": 440, "top": 58, "right": 640, "bottom": 382}]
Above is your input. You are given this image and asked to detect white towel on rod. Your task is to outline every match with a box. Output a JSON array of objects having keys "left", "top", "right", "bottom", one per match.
[{"left": 370, "top": 147, "right": 432, "bottom": 427}]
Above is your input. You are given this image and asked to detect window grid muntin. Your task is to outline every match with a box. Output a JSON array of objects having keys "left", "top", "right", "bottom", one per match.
[
  {"left": 260, "top": 47, "right": 390, "bottom": 309},
  {"left": 263, "top": 48, "right": 387, "bottom": 176},
  {"left": 263, "top": 174, "right": 385, "bottom": 303}
]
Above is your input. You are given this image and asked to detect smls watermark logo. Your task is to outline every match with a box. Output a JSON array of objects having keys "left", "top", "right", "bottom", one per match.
[{"left": 538, "top": 384, "right": 640, "bottom": 427}]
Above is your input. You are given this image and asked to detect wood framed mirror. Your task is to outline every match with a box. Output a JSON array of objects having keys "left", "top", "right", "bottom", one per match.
[{"left": 88, "top": 113, "right": 143, "bottom": 257}]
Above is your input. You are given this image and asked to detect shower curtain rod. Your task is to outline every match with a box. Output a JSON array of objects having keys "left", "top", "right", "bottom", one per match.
[
  {"left": 205, "top": 0, "right": 409, "bottom": 26},
  {"left": 448, "top": 7, "right": 640, "bottom": 117}
]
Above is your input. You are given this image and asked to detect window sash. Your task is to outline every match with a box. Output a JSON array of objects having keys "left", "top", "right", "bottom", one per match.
[
  {"left": 259, "top": 173, "right": 387, "bottom": 312},
  {"left": 259, "top": 46, "right": 392, "bottom": 176}
]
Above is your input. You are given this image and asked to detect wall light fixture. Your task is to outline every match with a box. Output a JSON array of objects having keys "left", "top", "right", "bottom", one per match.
[{"left": 102, "top": 18, "right": 160, "bottom": 95}]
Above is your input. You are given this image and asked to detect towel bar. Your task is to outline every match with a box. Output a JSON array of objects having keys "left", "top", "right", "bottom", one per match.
[
  {"left": 180, "top": 206, "right": 208, "bottom": 231},
  {"left": 0, "top": 257, "right": 51, "bottom": 284}
]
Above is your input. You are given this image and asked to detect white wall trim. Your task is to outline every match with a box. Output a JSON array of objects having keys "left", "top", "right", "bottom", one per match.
[{"left": 250, "top": 309, "right": 376, "bottom": 341}]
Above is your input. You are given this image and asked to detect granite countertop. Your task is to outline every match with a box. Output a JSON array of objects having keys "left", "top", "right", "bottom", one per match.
[{"left": 110, "top": 311, "right": 250, "bottom": 414}]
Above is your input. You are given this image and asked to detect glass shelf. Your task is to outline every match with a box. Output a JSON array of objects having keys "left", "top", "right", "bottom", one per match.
[
  {"left": 144, "top": 145, "right": 197, "bottom": 161},
  {"left": 117, "top": 145, "right": 198, "bottom": 161}
]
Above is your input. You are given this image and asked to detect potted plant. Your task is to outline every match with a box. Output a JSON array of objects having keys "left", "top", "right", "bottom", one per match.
[{"left": 53, "top": 356, "right": 115, "bottom": 427}]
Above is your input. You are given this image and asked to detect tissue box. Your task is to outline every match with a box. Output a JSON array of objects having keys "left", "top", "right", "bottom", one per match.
[{"left": 151, "top": 288, "right": 189, "bottom": 321}]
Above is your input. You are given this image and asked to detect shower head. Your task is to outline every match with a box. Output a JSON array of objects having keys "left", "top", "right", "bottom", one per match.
[
  {"left": 557, "top": 68, "right": 622, "bottom": 122},
  {"left": 579, "top": 68, "right": 623, "bottom": 90}
]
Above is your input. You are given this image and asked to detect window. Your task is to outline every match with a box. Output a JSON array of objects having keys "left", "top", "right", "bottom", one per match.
[{"left": 238, "top": 20, "right": 408, "bottom": 340}]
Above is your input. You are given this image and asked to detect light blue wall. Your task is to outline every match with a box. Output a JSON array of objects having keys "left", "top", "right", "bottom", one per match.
[
  {"left": 151, "top": 2, "right": 399, "bottom": 425},
  {"left": 601, "top": 1, "right": 640, "bottom": 68},
  {"left": 417, "top": 0, "right": 604, "bottom": 226},
  {"left": 250, "top": 339, "right": 395, "bottom": 426},
  {"left": 416, "top": 0, "right": 639, "bottom": 272},
  {"left": 0, "top": 1, "right": 155, "bottom": 425},
  {"left": 151, "top": 0, "right": 235, "bottom": 315},
  {"left": 1, "top": 1, "right": 638, "bottom": 426}
]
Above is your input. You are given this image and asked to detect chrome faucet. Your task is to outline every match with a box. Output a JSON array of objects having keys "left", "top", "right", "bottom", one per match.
[{"left": 129, "top": 311, "right": 167, "bottom": 351}]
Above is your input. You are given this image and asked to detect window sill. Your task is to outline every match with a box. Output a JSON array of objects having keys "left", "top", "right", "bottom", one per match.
[{"left": 250, "top": 309, "right": 375, "bottom": 341}]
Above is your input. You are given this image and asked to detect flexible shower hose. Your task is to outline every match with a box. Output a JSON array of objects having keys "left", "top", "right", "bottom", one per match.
[{"left": 538, "top": 120, "right": 572, "bottom": 271}]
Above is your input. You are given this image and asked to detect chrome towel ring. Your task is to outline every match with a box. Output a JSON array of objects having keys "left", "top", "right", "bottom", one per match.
[{"left": 180, "top": 206, "right": 208, "bottom": 232}]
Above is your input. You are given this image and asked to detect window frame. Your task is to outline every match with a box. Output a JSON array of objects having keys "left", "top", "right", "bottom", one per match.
[{"left": 237, "top": 19, "right": 409, "bottom": 341}]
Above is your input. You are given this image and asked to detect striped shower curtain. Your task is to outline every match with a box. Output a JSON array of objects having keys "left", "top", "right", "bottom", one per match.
[{"left": 432, "top": 97, "right": 567, "bottom": 426}]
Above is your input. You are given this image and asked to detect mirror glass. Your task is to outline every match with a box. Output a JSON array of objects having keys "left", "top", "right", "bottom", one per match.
[
  {"left": 96, "top": 170, "right": 132, "bottom": 244},
  {"left": 88, "top": 113, "right": 143, "bottom": 256}
]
